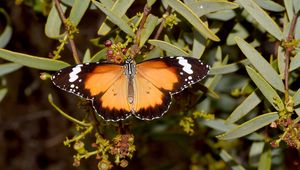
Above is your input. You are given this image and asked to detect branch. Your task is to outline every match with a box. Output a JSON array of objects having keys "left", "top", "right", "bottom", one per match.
[
  {"left": 54, "top": 0, "right": 81, "bottom": 64},
  {"left": 284, "top": 13, "right": 298, "bottom": 103},
  {"left": 130, "top": 5, "right": 151, "bottom": 58},
  {"left": 150, "top": 6, "right": 171, "bottom": 50}
]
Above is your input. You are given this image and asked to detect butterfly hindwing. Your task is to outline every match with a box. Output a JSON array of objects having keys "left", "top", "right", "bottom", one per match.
[
  {"left": 132, "top": 72, "right": 172, "bottom": 120},
  {"left": 93, "top": 75, "right": 131, "bottom": 121}
]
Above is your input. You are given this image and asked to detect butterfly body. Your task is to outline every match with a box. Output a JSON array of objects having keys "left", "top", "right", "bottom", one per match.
[{"left": 52, "top": 56, "right": 209, "bottom": 121}]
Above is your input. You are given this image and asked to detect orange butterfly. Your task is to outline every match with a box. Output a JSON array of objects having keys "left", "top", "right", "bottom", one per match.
[{"left": 51, "top": 56, "right": 209, "bottom": 121}]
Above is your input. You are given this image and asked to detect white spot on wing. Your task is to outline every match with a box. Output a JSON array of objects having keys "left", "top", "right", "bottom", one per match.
[
  {"left": 69, "top": 65, "right": 82, "bottom": 82},
  {"left": 177, "top": 57, "right": 193, "bottom": 74}
]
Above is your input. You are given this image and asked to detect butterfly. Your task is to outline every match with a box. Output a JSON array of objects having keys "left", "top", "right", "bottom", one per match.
[{"left": 51, "top": 56, "right": 209, "bottom": 121}]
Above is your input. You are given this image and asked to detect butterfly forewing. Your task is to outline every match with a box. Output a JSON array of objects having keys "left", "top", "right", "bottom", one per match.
[{"left": 137, "top": 56, "right": 209, "bottom": 94}]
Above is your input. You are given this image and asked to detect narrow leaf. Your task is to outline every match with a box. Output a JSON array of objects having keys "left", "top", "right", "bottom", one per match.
[
  {"left": 220, "top": 150, "right": 246, "bottom": 170},
  {"left": 165, "top": 0, "right": 220, "bottom": 41},
  {"left": 202, "top": 119, "right": 236, "bottom": 132},
  {"left": 246, "top": 66, "right": 284, "bottom": 111},
  {"left": 0, "top": 8, "right": 13, "bottom": 48},
  {"left": 277, "top": 46, "right": 285, "bottom": 78},
  {"left": 284, "top": 0, "right": 293, "bottom": 21},
  {"left": 69, "top": 0, "right": 90, "bottom": 26},
  {"left": 90, "top": 48, "right": 107, "bottom": 62},
  {"left": 235, "top": 37, "right": 285, "bottom": 92},
  {"left": 192, "top": 29, "right": 206, "bottom": 59},
  {"left": 226, "top": 23, "right": 249, "bottom": 46},
  {"left": 187, "top": 0, "right": 239, "bottom": 17},
  {"left": 226, "top": 90, "right": 262, "bottom": 123},
  {"left": 98, "top": 0, "right": 134, "bottom": 35},
  {"left": 249, "top": 142, "right": 265, "bottom": 166},
  {"left": 83, "top": 49, "right": 91, "bottom": 63},
  {"left": 218, "top": 112, "right": 279, "bottom": 140},
  {"left": 254, "top": 0, "right": 285, "bottom": 12},
  {"left": 0, "top": 63, "right": 23, "bottom": 76},
  {"left": 0, "top": 49, "right": 70, "bottom": 71},
  {"left": 45, "top": 3, "right": 67, "bottom": 39},
  {"left": 237, "top": 0, "right": 283, "bottom": 40},
  {"left": 258, "top": 149, "right": 272, "bottom": 170},
  {"left": 209, "top": 59, "right": 250, "bottom": 75},
  {"left": 139, "top": 14, "right": 158, "bottom": 48},
  {"left": 293, "top": 88, "right": 300, "bottom": 106},
  {"left": 148, "top": 39, "right": 189, "bottom": 56},
  {"left": 93, "top": 0, "right": 134, "bottom": 37},
  {"left": 289, "top": 50, "right": 300, "bottom": 71},
  {"left": 0, "top": 88, "right": 8, "bottom": 102}
]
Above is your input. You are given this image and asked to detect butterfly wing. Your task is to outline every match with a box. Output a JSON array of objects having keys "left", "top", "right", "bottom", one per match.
[
  {"left": 133, "top": 56, "right": 209, "bottom": 120},
  {"left": 51, "top": 62, "right": 132, "bottom": 121}
]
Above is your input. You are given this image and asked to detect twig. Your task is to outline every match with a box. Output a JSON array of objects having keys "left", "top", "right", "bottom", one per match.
[
  {"left": 48, "top": 94, "right": 91, "bottom": 127},
  {"left": 54, "top": 0, "right": 81, "bottom": 64},
  {"left": 149, "top": 6, "right": 171, "bottom": 50},
  {"left": 284, "top": 13, "right": 298, "bottom": 103},
  {"left": 130, "top": 5, "right": 152, "bottom": 58}
]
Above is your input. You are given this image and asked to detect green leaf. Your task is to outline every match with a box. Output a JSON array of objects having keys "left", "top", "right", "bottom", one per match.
[
  {"left": 294, "top": 0, "right": 300, "bottom": 13},
  {"left": 226, "top": 23, "right": 249, "bottom": 46},
  {"left": 95, "top": 0, "right": 134, "bottom": 36},
  {"left": 0, "top": 63, "right": 23, "bottom": 76},
  {"left": 249, "top": 142, "right": 265, "bottom": 166},
  {"left": 284, "top": 0, "right": 294, "bottom": 21},
  {"left": 90, "top": 48, "right": 107, "bottom": 62},
  {"left": 206, "top": 9, "right": 236, "bottom": 21},
  {"left": 69, "top": 0, "right": 90, "bottom": 26},
  {"left": 192, "top": 29, "right": 206, "bottom": 59},
  {"left": 293, "top": 88, "right": 300, "bottom": 106},
  {"left": 164, "top": 0, "right": 220, "bottom": 41},
  {"left": 209, "top": 59, "right": 249, "bottom": 75},
  {"left": 202, "top": 119, "right": 236, "bottom": 132},
  {"left": 139, "top": 14, "right": 159, "bottom": 48},
  {"left": 45, "top": 3, "right": 67, "bottom": 39},
  {"left": 148, "top": 39, "right": 189, "bottom": 56},
  {"left": 246, "top": 66, "right": 284, "bottom": 111},
  {"left": 254, "top": 0, "right": 285, "bottom": 12},
  {"left": 0, "top": 49, "right": 70, "bottom": 71},
  {"left": 219, "top": 150, "right": 246, "bottom": 170},
  {"left": 147, "top": 0, "right": 157, "bottom": 7},
  {"left": 98, "top": 0, "right": 114, "bottom": 8},
  {"left": 237, "top": 0, "right": 283, "bottom": 40},
  {"left": 289, "top": 50, "right": 300, "bottom": 72},
  {"left": 0, "top": 8, "right": 12, "bottom": 48},
  {"left": 277, "top": 46, "right": 285, "bottom": 79},
  {"left": 226, "top": 90, "right": 262, "bottom": 123},
  {"left": 0, "top": 88, "right": 8, "bottom": 102},
  {"left": 235, "top": 37, "right": 285, "bottom": 92},
  {"left": 144, "top": 47, "right": 161, "bottom": 59},
  {"left": 218, "top": 112, "right": 279, "bottom": 140},
  {"left": 83, "top": 49, "right": 91, "bottom": 63},
  {"left": 186, "top": 0, "right": 239, "bottom": 17},
  {"left": 258, "top": 149, "right": 272, "bottom": 170}
]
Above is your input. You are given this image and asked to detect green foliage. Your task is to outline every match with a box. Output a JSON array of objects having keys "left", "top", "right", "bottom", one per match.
[{"left": 1, "top": 0, "right": 300, "bottom": 170}]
